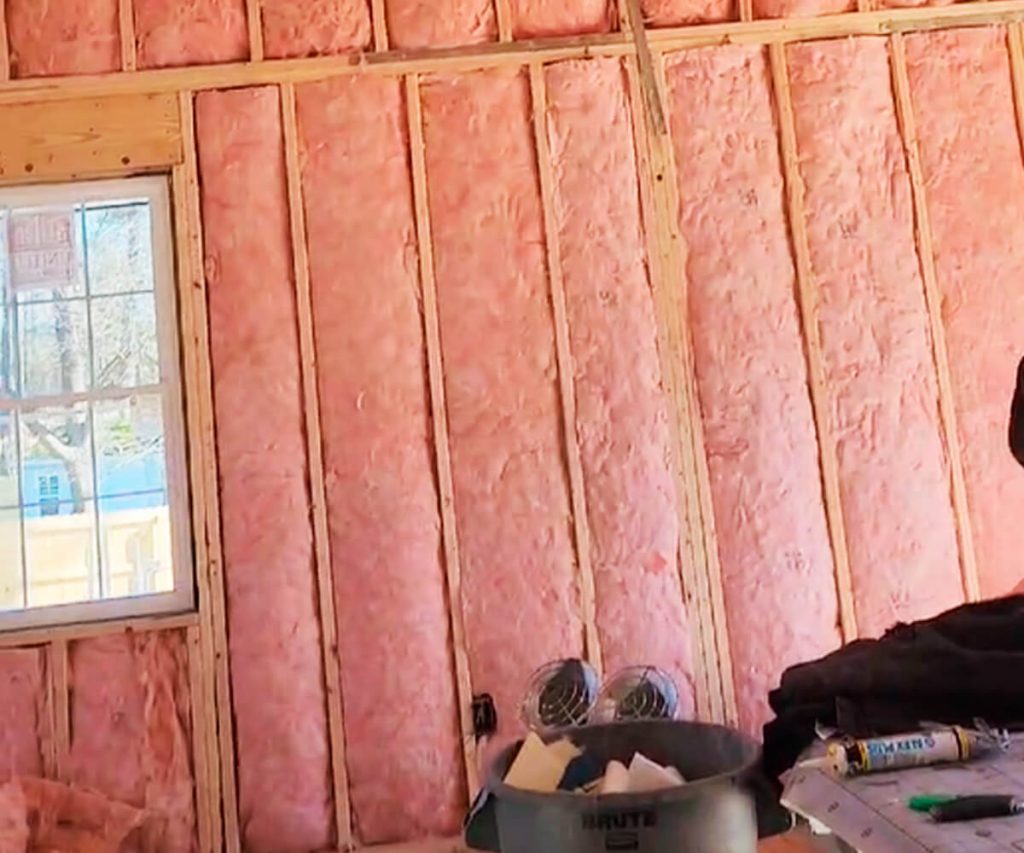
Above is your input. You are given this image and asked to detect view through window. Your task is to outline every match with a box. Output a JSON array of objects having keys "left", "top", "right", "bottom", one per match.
[{"left": 0, "top": 177, "right": 192, "bottom": 630}]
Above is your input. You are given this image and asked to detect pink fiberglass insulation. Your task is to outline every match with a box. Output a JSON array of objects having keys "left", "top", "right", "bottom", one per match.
[
  {"left": 295, "top": 76, "right": 466, "bottom": 844},
  {"left": 787, "top": 38, "right": 964, "bottom": 633},
  {"left": 67, "top": 632, "right": 195, "bottom": 852},
  {"left": 197, "top": 87, "right": 332, "bottom": 852},
  {"left": 509, "top": 0, "right": 614, "bottom": 38},
  {"left": 261, "top": 0, "right": 371, "bottom": 58},
  {"left": 6, "top": 0, "right": 119, "bottom": 77},
  {"left": 420, "top": 68, "right": 584, "bottom": 730},
  {"left": 753, "top": 0, "right": 852, "bottom": 22},
  {"left": 386, "top": 0, "right": 496, "bottom": 48},
  {"left": 641, "top": 0, "right": 732, "bottom": 26},
  {"left": 134, "top": 0, "right": 248, "bottom": 68},
  {"left": 665, "top": 46, "right": 841, "bottom": 730},
  {"left": 543, "top": 58, "right": 695, "bottom": 711},
  {"left": 906, "top": 29, "right": 1024, "bottom": 599},
  {"left": 0, "top": 649, "right": 45, "bottom": 782}
]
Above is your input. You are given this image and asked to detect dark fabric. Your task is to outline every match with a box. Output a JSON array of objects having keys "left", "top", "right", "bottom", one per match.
[
  {"left": 762, "top": 595, "right": 1024, "bottom": 781},
  {"left": 1011, "top": 355, "right": 1024, "bottom": 467}
]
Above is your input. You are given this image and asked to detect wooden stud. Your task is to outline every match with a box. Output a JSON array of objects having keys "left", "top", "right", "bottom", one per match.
[
  {"left": 1008, "top": 23, "right": 1024, "bottom": 163},
  {"left": 495, "top": 0, "right": 514, "bottom": 41},
  {"left": 890, "top": 32, "right": 981, "bottom": 603},
  {"left": 1, "top": 2, "right": 1022, "bottom": 107},
  {"left": 622, "top": 54, "right": 719, "bottom": 722},
  {"left": 51, "top": 640, "right": 70, "bottom": 781},
  {"left": 371, "top": 0, "right": 390, "bottom": 51},
  {"left": 0, "top": 0, "right": 10, "bottom": 82},
  {"left": 281, "top": 82, "right": 355, "bottom": 850},
  {"left": 528, "top": 62, "right": 604, "bottom": 676},
  {"left": 247, "top": 0, "right": 265, "bottom": 62},
  {"left": 118, "top": 0, "right": 137, "bottom": 72},
  {"left": 769, "top": 42, "right": 859, "bottom": 642},
  {"left": 187, "top": 626, "right": 214, "bottom": 853},
  {"left": 740, "top": 0, "right": 755, "bottom": 25},
  {"left": 623, "top": 0, "right": 667, "bottom": 135},
  {"left": 174, "top": 90, "right": 241, "bottom": 853},
  {"left": 405, "top": 73, "right": 479, "bottom": 796}
]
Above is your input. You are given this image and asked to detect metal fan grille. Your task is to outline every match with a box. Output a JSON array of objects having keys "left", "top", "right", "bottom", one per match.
[
  {"left": 595, "top": 666, "right": 679, "bottom": 723},
  {"left": 521, "top": 659, "right": 598, "bottom": 732}
]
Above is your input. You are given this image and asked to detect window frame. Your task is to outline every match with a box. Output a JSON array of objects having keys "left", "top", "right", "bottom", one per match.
[{"left": 0, "top": 175, "right": 194, "bottom": 632}]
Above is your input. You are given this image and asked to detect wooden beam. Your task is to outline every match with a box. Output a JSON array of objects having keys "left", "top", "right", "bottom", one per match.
[
  {"left": 1, "top": 2, "right": 1021, "bottom": 107},
  {"left": 247, "top": 0, "right": 265, "bottom": 62},
  {"left": 405, "top": 73, "right": 479, "bottom": 796},
  {"left": 889, "top": 32, "right": 981, "bottom": 603},
  {"left": 495, "top": 0, "right": 514, "bottom": 41},
  {"left": 119, "top": 0, "right": 137, "bottom": 72},
  {"left": 623, "top": 0, "right": 667, "bottom": 135},
  {"left": 1, "top": 0, "right": 11, "bottom": 82},
  {"left": 51, "top": 640, "right": 70, "bottom": 782},
  {"left": 0, "top": 611, "right": 198, "bottom": 649},
  {"left": 371, "top": 0, "right": 390, "bottom": 51},
  {"left": 623, "top": 53, "right": 719, "bottom": 722},
  {"left": 174, "top": 90, "right": 242, "bottom": 853},
  {"left": 1008, "top": 23, "right": 1024, "bottom": 163},
  {"left": 280, "top": 82, "right": 354, "bottom": 850},
  {"left": 187, "top": 626, "right": 215, "bottom": 853},
  {"left": 769, "top": 42, "right": 859, "bottom": 642},
  {"left": 740, "top": 0, "right": 755, "bottom": 26},
  {"left": 528, "top": 62, "right": 604, "bottom": 676}
]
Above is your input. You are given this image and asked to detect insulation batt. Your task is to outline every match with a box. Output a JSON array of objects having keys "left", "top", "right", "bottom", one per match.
[
  {"left": 5, "top": 0, "right": 119, "bottom": 77},
  {"left": 197, "top": 87, "right": 333, "bottom": 853},
  {"left": 787, "top": 38, "right": 964, "bottom": 633},
  {"left": 0, "top": 649, "right": 45, "bottom": 782},
  {"left": 261, "top": 0, "right": 372, "bottom": 58},
  {"left": 509, "top": 0, "right": 614, "bottom": 38},
  {"left": 906, "top": 28, "right": 1024, "bottom": 599},
  {"left": 641, "top": 0, "right": 732, "bottom": 26},
  {"left": 665, "top": 46, "right": 841, "bottom": 731},
  {"left": 68, "top": 632, "right": 196, "bottom": 852},
  {"left": 753, "top": 0, "right": 853, "bottom": 22},
  {"left": 386, "top": 0, "right": 496, "bottom": 48},
  {"left": 134, "top": 0, "right": 248, "bottom": 68},
  {"left": 420, "top": 68, "right": 585, "bottom": 731},
  {"left": 544, "top": 58, "right": 695, "bottom": 712},
  {"left": 295, "top": 76, "right": 466, "bottom": 844}
]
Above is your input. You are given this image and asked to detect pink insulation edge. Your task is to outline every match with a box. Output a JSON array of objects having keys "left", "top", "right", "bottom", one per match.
[
  {"left": 906, "top": 28, "right": 1024, "bottom": 599},
  {"left": 5, "top": 0, "right": 119, "bottom": 78},
  {"left": 787, "top": 38, "right": 964, "bottom": 633},
  {"left": 197, "top": 87, "right": 333, "bottom": 853},
  {"left": 134, "top": 0, "right": 248, "bottom": 69},
  {"left": 261, "top": 0, "right": 372, "bottom": 59},
  {"left": 421, "top": 68, "right": 585, "bottom": 730},
  {"left": 665, "top": 46, "right": 842, "bottom": 731},
  {"left": 0, "top": 648, "right": 46, "bottom": 782},
  {"left": 510, "top": 0, "right": 615, "bottom": 38},
  {"left": 641, "top": 0, "right": 733, "bottom": 27},
  {"left": 295, "top": 76, "right": 467, "bottom": 845},
  {"left": 386, "top": 0, "right": 497, "bottom": 49},
  {"left": 68, "top": 631, "right": 195, "bottom": 852},
  {"left": 544, "top": 58, "right": 695, "bottom": 711},
  {"left": 753, "top": 0, "right": 853, "bottom": 23}
]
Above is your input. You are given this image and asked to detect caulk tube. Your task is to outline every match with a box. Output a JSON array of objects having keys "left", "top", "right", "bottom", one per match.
[{"left": 826, "top": 727, "right": 1000, "bottom": 776}]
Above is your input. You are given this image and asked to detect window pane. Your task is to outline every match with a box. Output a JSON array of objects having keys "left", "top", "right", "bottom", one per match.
[
  {"left": 92, "top": 293, "right": 159, "bottom": 389},
  {"left": 21, "top": 404, "right": 94, "bottom": 503},
  {"left": 0, "top": 412, "right": 18, "bottom": 507},
  {"left": 0, "top": 507, "right": 24, "bottom": 611},
  {"left": 0, "top": 306, "right": 14, "bottom": 400},
  {"left": 100, "top": 493, "right": 172, "bottom": 599},
  {"left": 85, "top": 203, "right": 154, "bottom": 296},
  {"left": 6, "top": 207, "right": 86, "bottom": 304},
  {"left": 24, "top": 498, "right": 98, "bottom": 608},
  {"left": 18, "top": 299, "right": 90, "bottom": 397},
  {"left": 95, "top": 395, "right": 166, "bottom": 498}
]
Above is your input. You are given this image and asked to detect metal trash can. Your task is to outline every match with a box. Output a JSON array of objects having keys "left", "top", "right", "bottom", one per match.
[{"left": 471, "top": 720, "right": 761, "bottom": 853}]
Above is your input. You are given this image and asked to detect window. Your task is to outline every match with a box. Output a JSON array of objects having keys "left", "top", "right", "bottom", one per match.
[{"left": 0, "top": 177, "right": 192, "bottom": 630}]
